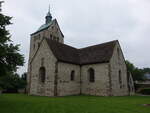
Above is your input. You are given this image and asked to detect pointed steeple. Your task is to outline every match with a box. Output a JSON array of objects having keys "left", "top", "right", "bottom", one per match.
[{"left": 45, "top": 5, "right": 52, "bottom": 24}]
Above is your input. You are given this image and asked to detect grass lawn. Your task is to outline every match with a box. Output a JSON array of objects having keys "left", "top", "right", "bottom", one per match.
[{"left": 0, "top": 94, "right": 150, "bottom": 113}]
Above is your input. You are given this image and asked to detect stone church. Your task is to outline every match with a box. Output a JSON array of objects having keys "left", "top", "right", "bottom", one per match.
[{"left": 27, "top": 8, "right": 133, "bottom": 96}]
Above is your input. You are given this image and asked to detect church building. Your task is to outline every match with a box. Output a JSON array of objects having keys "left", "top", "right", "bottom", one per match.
[{"left": 27, "top": 8, "right": 131, "bottom": 96}]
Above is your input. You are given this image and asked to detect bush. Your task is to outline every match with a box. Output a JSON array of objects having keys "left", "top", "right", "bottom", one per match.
[
  {"left": 0, "top": 87, "right": 2, "bottom": 94},
  {"left": 139, "top": 88, "right": 150, "bottom": 95}
]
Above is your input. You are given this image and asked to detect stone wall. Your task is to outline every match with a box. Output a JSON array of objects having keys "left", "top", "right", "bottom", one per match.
[
  {"left": 28, "top": 36, "right": 129, "bottom": 96},
  {"left": 57, "top": 62, "right": 81, "bottom": 96},
  {"left": 29, "top": 40, "right": 57, "bottom": 96},
  {"left": 109, "top": 42, "right": 129, "bottom": 96},
  {"left": 81, "top": 63, "right": 110, "bottom": 96}
]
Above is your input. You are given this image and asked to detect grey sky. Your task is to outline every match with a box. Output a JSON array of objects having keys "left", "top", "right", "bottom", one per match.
[{"left": 2, "top": 0, "right": 150, "bottom": 74}]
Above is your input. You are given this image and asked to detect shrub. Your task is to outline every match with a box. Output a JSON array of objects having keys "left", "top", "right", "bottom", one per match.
[{"left": 139, "top": 88, "right": 150, "bottom": 95}]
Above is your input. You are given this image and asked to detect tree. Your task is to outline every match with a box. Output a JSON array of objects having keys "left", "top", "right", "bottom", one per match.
[
  {"left": 21, "top": 72, "right": 27, "bottom": 81},
  {"left": 0, "top": 2, "right": 24, "bottom": 90},
  {"left": 0, "top": 72, "right": 26, "bottom": 93},
  {"left": 126, "top": 60, "right": 145, "bottom": 81}
]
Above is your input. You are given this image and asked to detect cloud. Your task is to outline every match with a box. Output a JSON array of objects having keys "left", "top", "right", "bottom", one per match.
[{"left": 2, "top": 0, "right": 150, "bottom": 74}]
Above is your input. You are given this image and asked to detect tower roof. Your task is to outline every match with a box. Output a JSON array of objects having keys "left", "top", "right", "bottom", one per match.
[
  {"left": 46, "top": 5, "right": 51, "bottom": 17},
  {"left": 45, "top": 5, "right": 52, "bottom": 24},
  {"left": 31, "top": 5, "right": 53, "bottom": 36},
  {"left": 31, "top": 19, "right": 54, "bottom": 36}
]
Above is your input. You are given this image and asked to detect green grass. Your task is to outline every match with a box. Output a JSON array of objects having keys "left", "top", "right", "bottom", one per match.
[{"left": 0, "top": 94, "right": 150, "bottom": 113}]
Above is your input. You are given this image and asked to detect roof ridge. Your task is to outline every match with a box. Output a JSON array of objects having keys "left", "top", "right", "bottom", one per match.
[
  {"left": 45, "top": 38, "right": 78, "bottom": 50},
  {"left": 45, "top": 38, "right": 117, "bottom": 65},
  {"left": 79, "top": 40, "right": 118, "bottom": 50}
]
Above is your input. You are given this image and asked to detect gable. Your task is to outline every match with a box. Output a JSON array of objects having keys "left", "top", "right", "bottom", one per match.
[
  {"left": 30, "top": 38, "right": 57, "bottom": 64},
  {"left": 109, "top": 41, "right": 126, "bottom": 67}
]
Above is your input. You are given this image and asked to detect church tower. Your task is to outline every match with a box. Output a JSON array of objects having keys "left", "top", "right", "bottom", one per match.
[
  {"left": 27, "top": 6, "right": 64, "bottom": 93},
  {"left": 28, "top": 6, "right": 64, "bottom": 59}
]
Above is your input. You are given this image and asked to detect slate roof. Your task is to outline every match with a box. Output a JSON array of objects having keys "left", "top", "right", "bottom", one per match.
[
  {"left": 45, "top": 38, "right": 117, "bottom": 65},
  {"left": 31, "top": 19, "right": 64, "bottom": 37},
  {"left": 31, "top": 20, "right": 54, "bottom": 36}
]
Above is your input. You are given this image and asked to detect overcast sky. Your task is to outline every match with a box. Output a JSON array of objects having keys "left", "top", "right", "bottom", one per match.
[{"left": 2, "top": 0, "right": 150, "bottom": 74}]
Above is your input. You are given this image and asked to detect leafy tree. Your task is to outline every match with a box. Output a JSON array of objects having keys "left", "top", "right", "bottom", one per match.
[
  {"left": 126, "top": 60, "right": 146, "bottom": 81},
  {"left": 21, "top": 72, "right": 27, "bottom": 81},
  {"left": 126, "top": 60, "right": 135, "bottom": 73},
  {"left": 142, "top": 68, "right": 150, "bottom": 74},
  {"left": 0, "top": 2, "right": 24, "bottom": 90},
  {"left": 0, "top": 72, "right": 26, "bottom": 92}
]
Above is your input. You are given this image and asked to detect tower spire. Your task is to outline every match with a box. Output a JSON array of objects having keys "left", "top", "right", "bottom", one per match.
[
  {"left": 49, "top": 4, "right": 50, "bottom": 13},
  {"left": 45, "top": 4, "right": 52, "bottom": 24}
]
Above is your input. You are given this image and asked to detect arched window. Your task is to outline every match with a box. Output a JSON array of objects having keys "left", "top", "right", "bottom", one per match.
[
  {"left": 39, "top": 67, "right": 46, "bottom": 83},
  {"left": 88, "top": 68, "right": 95, "bottom": 82},
  {"left": 119, "top": 70, "right": 122, "bottom": 88},
  {"left": 71, "top": 70, "right": 75, "bottom": 81}
]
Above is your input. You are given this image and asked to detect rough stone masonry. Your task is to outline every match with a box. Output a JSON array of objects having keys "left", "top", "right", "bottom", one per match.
[{"left": 27, "top": 7, "right": 134, "bottom": 97}]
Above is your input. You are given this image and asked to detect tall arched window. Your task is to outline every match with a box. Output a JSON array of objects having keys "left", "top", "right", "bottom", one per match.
[
  {"left": 88, "top": 68, "right": 95, "bottom": 82},
  {"left": 71, "top": 70, "right": 75, "bottom": 81},
  {"left": 39, "top": 67, "right": 46, "bottom": 83},
  {"left": 119, "top": 70, "right": 122, "bottom": 88}
]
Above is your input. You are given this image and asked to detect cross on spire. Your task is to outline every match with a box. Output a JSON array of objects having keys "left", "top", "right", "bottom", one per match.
[{"left": 49, "top": 4, "right": 50, "bottom": 13}]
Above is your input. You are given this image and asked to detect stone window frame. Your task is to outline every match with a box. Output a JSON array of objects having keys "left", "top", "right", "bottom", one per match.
[
  {"left": 70, "top": 70, "right": 75, "bottom": 81},
  {"left": 88, "top": 68, "right": 95, "bottom": 83},
  {"left": 39, "top": 67, "right": 46, "bottom": 83}
]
